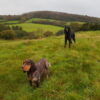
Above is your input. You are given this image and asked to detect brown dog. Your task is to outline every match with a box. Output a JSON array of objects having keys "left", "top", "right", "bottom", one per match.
[{"left": 22, "top": 59, "right": 50, "bottom": 87}]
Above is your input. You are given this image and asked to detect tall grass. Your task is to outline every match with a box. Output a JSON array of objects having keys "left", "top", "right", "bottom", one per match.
[{"left": 0, "top": 31, "right": 100, "bottom": 100}]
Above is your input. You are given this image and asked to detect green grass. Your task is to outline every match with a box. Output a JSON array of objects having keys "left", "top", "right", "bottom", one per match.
[
  {"left": 0, "top": 31, "right": 100, "bottom": 100},
  {"left": 5, "top": 20, "right": 19, "bottom": 24},
  {"left": 26, "top": 18, "right": 60, "bottom": 23},
  {"left": 0, "top": 19, "right": 5, "bottom": 22},
  {"left": 26, "top": 18, "right": 84, "bottom": 25},
  {"left": 11, "top": 23, "right": 63, "bottom": 32},
  {"left": 0, "top": 20, "right": 19, "bottom": 24}
]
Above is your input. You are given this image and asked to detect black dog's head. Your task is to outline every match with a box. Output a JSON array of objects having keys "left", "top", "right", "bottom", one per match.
[
  {"left": 64, "top": 25, "right": 70, "bottom": 29},
  {"left": 22, "top": 59, "right": 36, "bottom": 72},
  {"left": 64, "top": 25, "right": 71, "bottom": 33}
]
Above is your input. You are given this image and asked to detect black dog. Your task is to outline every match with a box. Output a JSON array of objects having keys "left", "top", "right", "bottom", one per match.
[
  {"left": 64, "top": 26, "right": 76, "bottom": 48},
  {"left": 22, "top": 59, "right": 50, "bottom": 87}
]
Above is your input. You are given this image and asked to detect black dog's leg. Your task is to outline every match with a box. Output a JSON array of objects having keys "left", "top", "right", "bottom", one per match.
[
  {"left": 64, "top": 35, "right": 67, "bottom": 48},
  {"left": 68, "top": 39, "right": 72, "bottom": 48},
  {"left": 69, "top": 41, "right": 71, "bottom": 48},
  {"left": 73, "top": 34, "right": 76, "bottom": 43},
  {"left": 64, "top": 39, "right": 67, "bottom": 48},
  {"left": 73, "top": 38, "right": 76, "bottom": 43}
]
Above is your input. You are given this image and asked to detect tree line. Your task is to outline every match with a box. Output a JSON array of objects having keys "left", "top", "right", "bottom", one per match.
[
  {"left": 0, "top": 24, "right": 54, "bottom": 40},
  {"left": 0, "top": 22, "right": 100, "bottom": 40}
]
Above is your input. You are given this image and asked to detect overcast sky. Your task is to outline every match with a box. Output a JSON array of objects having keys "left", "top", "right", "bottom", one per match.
[{"left": 0, "top": 0, "right": 100, "bottom": 17}]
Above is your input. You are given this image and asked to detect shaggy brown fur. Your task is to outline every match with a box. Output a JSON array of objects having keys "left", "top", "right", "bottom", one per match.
[{"left": 22, "top": 59, "right": 50, "bottom": 87}]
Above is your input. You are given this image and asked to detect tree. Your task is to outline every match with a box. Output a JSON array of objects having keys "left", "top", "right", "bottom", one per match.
[
  {"left": 70, "top": 22, "right": 83, "bottom": 32},
  {"left": 43, "top": 31, "right": 53, "bottom": 37},
  {"left": 0, "top": 30, "right": 16, "bottom": 40},
  {"left": 56, "top": 30, "right": 64, "bottom": 36},
  {"left": 15, "top": 30, "right": 28, "bottom": 38},
  {"left": 12, "top": 26, "right": 23, "bottom": 30},
  {"left": 0, "top": 24, "right": 11, "bottom": 32}
]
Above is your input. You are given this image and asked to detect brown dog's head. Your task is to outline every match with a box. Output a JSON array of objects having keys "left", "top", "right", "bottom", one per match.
[{"left": 22, "top": 59, "right": 35, "bottom": 72}]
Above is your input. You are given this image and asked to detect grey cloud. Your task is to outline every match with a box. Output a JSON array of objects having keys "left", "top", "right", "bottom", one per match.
[{"left": 0, "top": 0, "right": 100, "bottom": 17}]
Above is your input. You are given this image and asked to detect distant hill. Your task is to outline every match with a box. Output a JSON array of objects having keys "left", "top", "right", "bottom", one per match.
[
  {"left": 22, "top": 11, "right": 100, "bottom": 22},
  {"left": 0, "top": 11, "right": 100, "bottom": 23}
]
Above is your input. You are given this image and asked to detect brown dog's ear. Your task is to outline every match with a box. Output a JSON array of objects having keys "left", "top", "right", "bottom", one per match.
[{"left": 28, "top": 60, "right": 37, "bottom": 72}]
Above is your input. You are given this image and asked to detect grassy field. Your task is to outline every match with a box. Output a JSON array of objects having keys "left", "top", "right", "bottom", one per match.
[
  {"left": 26, "top": 18, "right": 61, "bottom": 23},
  {"left": 0, "top": 20, "right": 19, "bottom": 24},
  {"left": 26, "top": 18, "right": 84, "bottom": 25},
  {"left": 11, "top": 23, "right": 63, "bottom": 32},
  {"left": 5, "top": 20, "right": 19, "bottom": 24},
  {"left": 0, "top": 31, "right": 100, "bottom": 100}
]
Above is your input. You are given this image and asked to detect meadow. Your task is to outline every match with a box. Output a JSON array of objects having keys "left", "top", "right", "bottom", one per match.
[
  {"left": 26, "top": 18, "right": 84, "bottom": 26},
  {"left": 11, "top": 23, "right": 63, "bottom": 32},
  {"left": 5, "top": 21, "right": 19, "bottom": 24},
  {"left": 0, "top": 31, "right": 100, "bottom": 100},
  {"left": 26, "top": 18, "right": 62, "bottom": 23}
]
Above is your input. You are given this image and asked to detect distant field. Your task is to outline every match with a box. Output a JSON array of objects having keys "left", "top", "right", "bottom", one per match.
[
  {"left": 0, "top": 20, "right": 19, "bottom": 24},
  {"left": 26, "top": 18, "right": 84, "bottom": 25},
  {"left": 0, "top": 31, "right": 100, "bottom": 100},
  {"left": 5, "top": 20, "right": 19, "bottom": 24},
  {"left": 11, "top": 23, "right": 63, "bottom": 32},
  {"left": 26, "top": 18, "right": 60, "bottom": 23},
  {"left": 0, "top": 19, "right": 6, "bottom": 24},
  {"left": 0, "top": 19, "right": 5, "bottom": 22}
]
